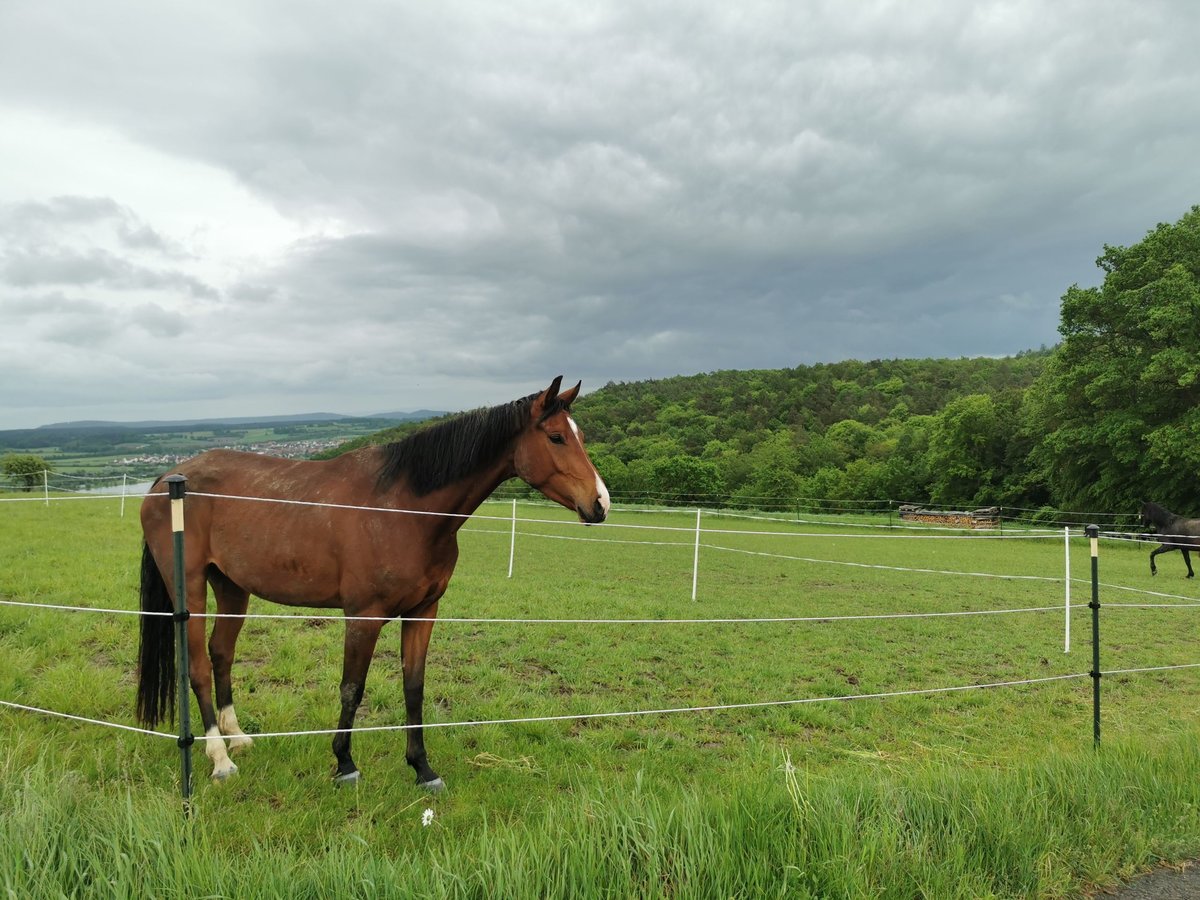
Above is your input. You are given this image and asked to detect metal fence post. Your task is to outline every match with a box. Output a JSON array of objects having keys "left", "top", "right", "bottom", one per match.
[
  {"left": 1087, "top": 524, "right": 1101, "bottom": 748},
  {"left": 165, "top": 474, "right": 194, "bottom": 811}
]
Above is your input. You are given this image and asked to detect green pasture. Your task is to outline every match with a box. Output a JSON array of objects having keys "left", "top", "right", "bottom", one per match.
[{"left": 3, "top": 495, "right": 1200, "bottom": 897}]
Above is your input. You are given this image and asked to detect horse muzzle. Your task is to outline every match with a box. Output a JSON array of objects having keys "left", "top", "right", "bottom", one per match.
[{"left": 577, "top": 498, "right": 608, "bottom": 525}]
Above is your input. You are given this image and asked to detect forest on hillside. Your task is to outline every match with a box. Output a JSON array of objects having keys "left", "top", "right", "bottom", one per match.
[
  {"left": 330, "top": 205, "right": 1200, "bottom": 522},
  {"left": 575, "top": 354, "right": 1049, "bottom": 511}
]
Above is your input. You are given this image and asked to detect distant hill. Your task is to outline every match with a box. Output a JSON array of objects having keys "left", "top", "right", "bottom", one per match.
[
  {"left": 366, "top": 410, "right": 446, "bottom": 422},
  {"left": 34, "top": 411, "right": 439, "bottom": 431},
  {"left": 0, "top": 411, "right": 448, "bottom": 455}
]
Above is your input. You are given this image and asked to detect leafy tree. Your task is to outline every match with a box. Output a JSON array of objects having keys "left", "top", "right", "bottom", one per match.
[
  {"left": 1027, "top": 206, "right": 1200, "bottom": 510},
  {"left": 650, "top": 455, "right": 724, "bottom": 504},
  {"left": 928, "top": 395, "right": 1005, "bottom": 505},
  {"left": 824, "top": 419, "right": 882, "bottom": 466},
  {"left": 800, "top": 466, "right": 847, "bottom": 500},
  {"left": 2, "top": 453, "right": 50, "bottom": 491},
  {"left": 738, "top": 431, "right": 801, "bottom": 504}
]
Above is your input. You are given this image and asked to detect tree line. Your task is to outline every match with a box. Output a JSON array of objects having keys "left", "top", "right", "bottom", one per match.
[{"left": 575, "top": 353, "right": 1049, "bottom": 511}]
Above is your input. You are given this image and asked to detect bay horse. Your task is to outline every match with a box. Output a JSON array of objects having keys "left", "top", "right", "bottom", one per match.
[
  {"left": 1139, "top": 501, "right": 1200, "bottom": 578},
  {"left": 136, "top": 377, "right": 609, "bottom": 790}
]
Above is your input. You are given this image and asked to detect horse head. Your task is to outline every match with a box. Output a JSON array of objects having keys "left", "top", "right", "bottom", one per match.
[
  {"left": 1139, "top": 500, "right": 1163, "bottom": 531},
  {"left": 514, "top": 376, "right": 610, "bottom": 524}
]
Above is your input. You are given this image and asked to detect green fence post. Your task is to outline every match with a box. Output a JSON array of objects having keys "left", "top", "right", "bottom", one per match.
[
  {"left": 1086, "top": 524, "right": 1101, "bottom": 748},
  {"left": 165, "top": 474, "right": 194, "bottom": 813}
]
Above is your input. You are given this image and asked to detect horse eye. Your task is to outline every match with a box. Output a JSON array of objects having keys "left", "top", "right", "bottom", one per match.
[{"left": 549, "top": 433, "right": 566, "bottom": 445}]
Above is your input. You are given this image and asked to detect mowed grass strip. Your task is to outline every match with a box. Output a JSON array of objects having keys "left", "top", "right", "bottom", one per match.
[{"left": 3, "top": 496, "right": 1200, "bottom": 896}]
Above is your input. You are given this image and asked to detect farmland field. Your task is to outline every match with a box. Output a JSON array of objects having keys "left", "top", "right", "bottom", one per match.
[
  {"left": 3, "top": 494, "right": 1200, "bottom": 897},
  {"left": 0, "top": 417, "right": 415, "bottom": 480}
]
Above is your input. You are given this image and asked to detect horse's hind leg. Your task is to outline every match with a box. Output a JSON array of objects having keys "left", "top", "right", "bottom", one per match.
[
  {"left": 184, "top": 571, "right": 237, "bottom": 780},
  {"left": 209, "top": 569, "right": 253, "bottom": 751}
]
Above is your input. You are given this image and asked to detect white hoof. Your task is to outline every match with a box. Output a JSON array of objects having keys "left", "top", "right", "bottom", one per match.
[
  {"left": 333, "top": 770, "right": 361, "bottom": 786},
  {"left": 228, "top": 735, "right": 254, "bottom": 751},
  {"left": 421, "top": 777, "right": 445, "bottom": 793},
  {"left": 211, "top": 761, "right": 238, "bottom": 780}
]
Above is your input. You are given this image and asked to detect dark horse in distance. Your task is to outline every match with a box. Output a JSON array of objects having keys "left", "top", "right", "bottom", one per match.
[
  {"left": 136, "top": 377, "right": 610, "bottom": 790},
  {"left": 1139, "top": 501, "right": 1200, "bottom": 578}
]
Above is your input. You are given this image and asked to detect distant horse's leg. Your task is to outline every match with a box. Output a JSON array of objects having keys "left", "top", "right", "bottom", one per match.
[
  {"left": 401, "top": 605, "right": 443, "bottom": 791},
  {"left": 208, "top": 570, "right": 253, "bottom": 751},
  {"left": 331, "top": 618, "right": 383, "bottom": 784},
  {"left": 1183, "top": 549, "right": 1195, "bottom": 578},
  {"left": 185, "top": 573, "right": 237, "bottom": 780}
]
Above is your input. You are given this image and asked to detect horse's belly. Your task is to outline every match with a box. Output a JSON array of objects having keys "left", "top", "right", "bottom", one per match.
[
  {"left": 209, "top": 526, "right": 341, "bottom": 606},
  {"left": 213, "top": 536, "right": 432, "bottom": 611}
]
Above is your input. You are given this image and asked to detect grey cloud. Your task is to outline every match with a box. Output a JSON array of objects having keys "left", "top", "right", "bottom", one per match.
[
  {"left": 0, "top": 196, "right": 173, "bottom": 248},
  {"left": 132, "top": 302, "right": 187, "bottom": 338},
  {"left": 3, "top": 248, "right": 218, "bottom": 298},
  {"left": 117, "top": 222, "right": 175, "bottom": 253},
  {"left": 1, "top": 195, "right": 124, "bottom": 227},
  {"left": 0, "top": 291, "right": 116, "bottom": 348}
]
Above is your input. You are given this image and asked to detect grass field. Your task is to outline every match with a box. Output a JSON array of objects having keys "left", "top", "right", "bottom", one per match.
[{"left": 3, "top": 494, "right": 1200, "bottom": 897}]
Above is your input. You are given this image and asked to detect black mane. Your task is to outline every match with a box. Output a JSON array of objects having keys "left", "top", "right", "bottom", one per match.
[{"left": 376, "top": 391, "right": 569, "bottom": 495}]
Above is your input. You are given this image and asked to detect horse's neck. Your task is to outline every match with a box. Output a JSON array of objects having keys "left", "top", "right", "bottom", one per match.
[
  {"left": 1152, "top": 505, "right": 1178, "bottom": 527},
  {"left": 415, "top": 456, "right": 516, "bottom": 532}
]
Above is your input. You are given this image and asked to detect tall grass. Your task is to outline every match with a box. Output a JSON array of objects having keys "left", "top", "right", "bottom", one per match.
[{"left": 3, "top": 735, "right": 1200, "bottom": 897}]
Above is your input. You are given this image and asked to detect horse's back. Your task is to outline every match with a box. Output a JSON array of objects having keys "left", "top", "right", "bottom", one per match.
[
  {"left": 142, "top": 448, "right": 337, "bottom": 531},
  {"left": 1161, "top": 510, "right": 1200, "bottom": 546},
  {"left": 174, "top": 448, "right": 327, "bottom": 493}
]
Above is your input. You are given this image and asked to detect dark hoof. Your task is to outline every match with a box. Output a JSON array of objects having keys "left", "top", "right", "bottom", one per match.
[
  {"left": 418, "top": 776, "right": 445, "bottom": 793},
  {"left": 333, "top": 770, "right": 361, "bottom": 786}
]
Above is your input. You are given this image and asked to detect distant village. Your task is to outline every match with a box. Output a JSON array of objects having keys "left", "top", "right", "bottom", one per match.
[{"left": 117, "top": 438, "right": 346, "bottom": 468}]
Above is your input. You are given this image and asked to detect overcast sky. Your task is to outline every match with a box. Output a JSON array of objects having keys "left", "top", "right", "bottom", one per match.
[{"left": 1, "top": 1, "right": 1198, "bottom": 430}]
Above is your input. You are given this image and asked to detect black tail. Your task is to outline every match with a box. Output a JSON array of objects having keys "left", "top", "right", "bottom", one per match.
[{"left": 136, "top": 543, "right": 176, "bottom": 727}]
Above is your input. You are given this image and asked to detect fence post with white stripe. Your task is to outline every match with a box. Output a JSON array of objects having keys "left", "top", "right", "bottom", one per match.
[
  {"left": 1087, "top": 523, "right": 1101, "bottom": 748},
  {"left": 165, "top": 474, "right": 194, "bottom": 812}
]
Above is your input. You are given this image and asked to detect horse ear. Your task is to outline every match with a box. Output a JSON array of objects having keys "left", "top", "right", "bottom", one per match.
[
  {"left": 557, "top": 380, "right": 582, "bottom": 409},
  {"left": 531, "top": 376, "right": 564, "bottom": 419}
]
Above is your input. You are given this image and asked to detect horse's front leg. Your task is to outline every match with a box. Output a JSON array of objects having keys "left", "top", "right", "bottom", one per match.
[
  {"left": 1150, "top": 545, "right": 1163, "bottom": 576},
  {"left": 1183, "top": 549, "right": 1195, "bottom": 578},
  {"left": 401, "top": 605, "right": 444, "bottom": 792},
  {"left": 332, "top": 618, "right": 383, "bottom": 784}
]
